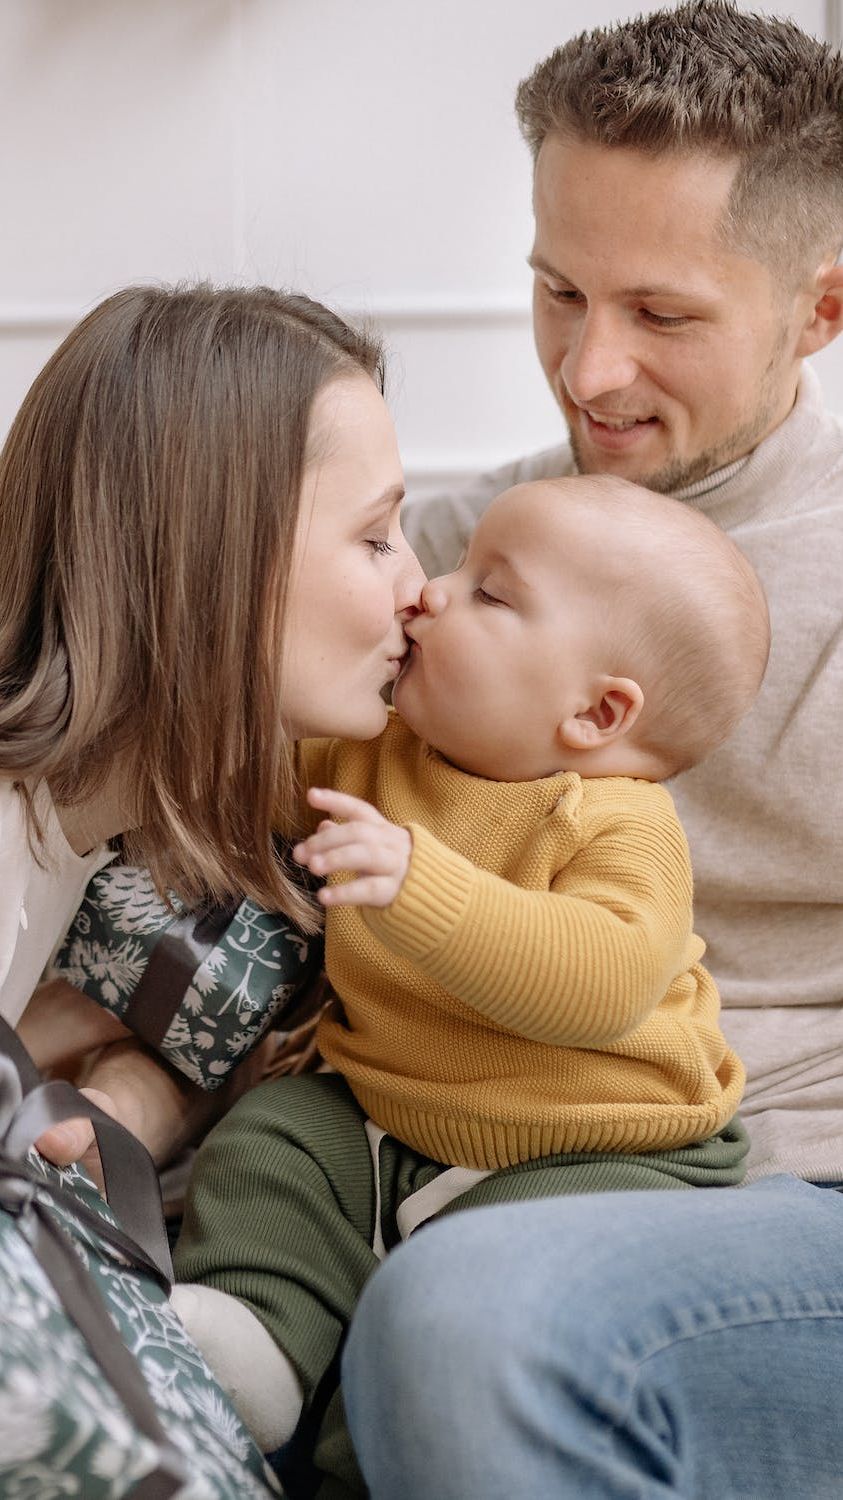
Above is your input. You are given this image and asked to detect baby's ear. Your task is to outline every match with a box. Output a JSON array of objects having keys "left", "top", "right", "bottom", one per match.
[{"left": 558, "top": 677, "right": 644, "bottom": 752}]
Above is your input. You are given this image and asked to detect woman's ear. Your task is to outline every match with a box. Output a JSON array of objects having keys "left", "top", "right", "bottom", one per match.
[
  {"left": 796, "top": 262, "right": 843, "bottom": 358},
  {"left": 558, "top": 677, "right": 644, "bottom": 753}
]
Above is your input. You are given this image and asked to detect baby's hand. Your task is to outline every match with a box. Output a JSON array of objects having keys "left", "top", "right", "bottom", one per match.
[{"left": 293, "top": 789, "right": 411, "bottom": 908}]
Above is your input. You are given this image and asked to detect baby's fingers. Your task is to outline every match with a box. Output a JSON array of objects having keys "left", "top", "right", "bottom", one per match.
[
  {"left": 293, "top": 820, "right": 376, "bottom": 866},
  {"left": 318, "top": 875, "right": 399, "bottom": 909},
  {"left": 302, "top": 841, "right": 399, "bottom": 878},
  {"left": 307, "top": 787, "right": 384, "bottom": 824}
]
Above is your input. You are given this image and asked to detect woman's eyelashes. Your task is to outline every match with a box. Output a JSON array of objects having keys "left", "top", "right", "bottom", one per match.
[{"left": 366, "top": 537, "right": 397, "bottom": 556}]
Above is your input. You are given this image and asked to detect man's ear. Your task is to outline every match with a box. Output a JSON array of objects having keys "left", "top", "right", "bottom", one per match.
[
  {"left": 558, "top": 677, "right": 644, "bottom": 753},
  {"left": 796, "top": 261, "right": 843, "bottom": 358}
]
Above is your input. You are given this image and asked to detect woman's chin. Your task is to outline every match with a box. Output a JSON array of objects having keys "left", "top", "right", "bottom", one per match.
[
  {"left": 361, "top": 693, "right": 387, "bottom": 735},
  {"left": 392, "top": 668, "right": 414, "bottom": 715},
  {"left": 390, "top": 686, "right": 428, "bottom": 745},
  {"left": 359, "top": 698, "right": 390, "bottom": 738}
]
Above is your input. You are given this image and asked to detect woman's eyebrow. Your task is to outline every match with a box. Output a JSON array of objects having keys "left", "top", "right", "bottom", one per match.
[{"left": 362, "top": 483, "right": 405, "bottom": 519}]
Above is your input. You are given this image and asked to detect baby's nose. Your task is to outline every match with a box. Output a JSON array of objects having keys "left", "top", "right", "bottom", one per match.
[{"left": 420, "top": 578, "right": 449, "bottom": 615}]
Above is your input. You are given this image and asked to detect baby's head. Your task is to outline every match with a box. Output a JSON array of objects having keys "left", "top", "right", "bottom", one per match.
[{"left": 394, "top": 476, "right": 769, "bottom": 782}]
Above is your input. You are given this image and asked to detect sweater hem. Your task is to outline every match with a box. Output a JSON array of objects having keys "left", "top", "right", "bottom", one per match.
[{"left": 353, "top": 1087, "right": 739, "bottom": 1172}]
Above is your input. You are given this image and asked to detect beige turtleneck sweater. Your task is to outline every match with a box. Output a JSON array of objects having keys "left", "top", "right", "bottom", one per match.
[{"left": 405, "top": 363, "right": 843, "bottom": 1184}]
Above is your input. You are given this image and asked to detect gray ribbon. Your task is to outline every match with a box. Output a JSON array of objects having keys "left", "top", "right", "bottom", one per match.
[
  {"left": 0, "top": 1017, "right": 187, "bottom": 1499},
  {"left": 121, "top": 894, "right": 241, "bottom": 1049}
]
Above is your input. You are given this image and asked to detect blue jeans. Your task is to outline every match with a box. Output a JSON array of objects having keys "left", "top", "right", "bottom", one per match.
[{"left": 343, "top": 1176, "right": 843, "bottom": 1498}]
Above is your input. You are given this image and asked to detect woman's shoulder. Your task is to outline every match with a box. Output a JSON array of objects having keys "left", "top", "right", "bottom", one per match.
[
  {"left": 0, "top": 774, "right": 30, "bottom": 869},
  {"left": 0, "top": 777, "right": 39, "bottom": 1011}
]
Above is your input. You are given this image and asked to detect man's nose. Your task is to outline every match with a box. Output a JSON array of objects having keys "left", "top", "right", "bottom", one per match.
[{"left": 562, "top": 310, "right": 639, "bottom": 406}]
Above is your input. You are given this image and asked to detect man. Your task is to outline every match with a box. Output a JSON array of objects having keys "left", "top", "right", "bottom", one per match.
[{"left": 341, "top": 4, "right": 843, "bottom": 1496}]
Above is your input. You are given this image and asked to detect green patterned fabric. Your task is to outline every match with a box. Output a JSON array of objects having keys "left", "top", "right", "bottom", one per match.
[
  {"left": 53, "top": 863, "right": 322, "bottom": 1091},
  {"left": 0, "top": 1150, "right": 280, "bottom": 1499}
]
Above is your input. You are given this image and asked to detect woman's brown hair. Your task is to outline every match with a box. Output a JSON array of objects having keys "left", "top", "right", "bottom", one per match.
[{"left": 0, "top": 284, "right": 384, "bottom": 930}]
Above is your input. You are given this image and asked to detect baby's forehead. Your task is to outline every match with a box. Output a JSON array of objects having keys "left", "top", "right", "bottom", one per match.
[
  {"left": 485, "top": 477, "right": 641, "bottom": 530},
  {"left": 483, "top": 481, "right": 581, "bottom": 538},
  {"left": 479, "top": 481, "right": 626, "bottom": 565}
]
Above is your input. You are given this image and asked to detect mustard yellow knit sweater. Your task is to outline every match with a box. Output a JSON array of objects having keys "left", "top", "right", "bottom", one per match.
[{"left": 299, "top": 715, "right": 745, "bottom": 1171}]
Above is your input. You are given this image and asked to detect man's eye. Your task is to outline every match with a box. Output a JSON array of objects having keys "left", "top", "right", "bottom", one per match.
[
  {"left": 474, "top": 586, "right": 505, "bottom": 607},
  {"left": 545, "top": 284, "right": 582, "bottom": 305},
  {"left": 642, "top": 309, "right": 690, "bottom": 328},
  {"left": 366, "top": 538, "right": 396, "bottom": 556}
]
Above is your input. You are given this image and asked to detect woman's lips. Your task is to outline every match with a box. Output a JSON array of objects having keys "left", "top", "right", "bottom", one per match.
[
  {"left": 394, "top": 641, "right": 420, "bottom": 682},
  {"left": 385, "top": 653, "right": 407, "bottom": 680}
]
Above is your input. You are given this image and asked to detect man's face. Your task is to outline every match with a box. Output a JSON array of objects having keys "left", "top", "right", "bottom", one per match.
[{"left": 531, "top": 136, "right": 809, "bottom": 491}]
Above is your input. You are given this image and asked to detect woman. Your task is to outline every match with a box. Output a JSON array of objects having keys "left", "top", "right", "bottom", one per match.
[{"left": 1, "top": 283, "right": 423, "bottom": 1150}]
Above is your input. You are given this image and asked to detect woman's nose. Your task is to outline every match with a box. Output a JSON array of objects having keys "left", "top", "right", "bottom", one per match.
[{"left": 395, "top": 539, "right": 427, "bottom": 615}]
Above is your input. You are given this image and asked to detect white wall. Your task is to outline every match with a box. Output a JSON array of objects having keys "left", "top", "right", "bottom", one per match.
[{"left": 0, "top": 0, "right": 840, "bottom": 503}]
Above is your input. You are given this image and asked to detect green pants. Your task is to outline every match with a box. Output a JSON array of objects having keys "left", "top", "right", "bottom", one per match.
[{"left": 175, "top": 1073, "right": 748, "bottom": 1498}]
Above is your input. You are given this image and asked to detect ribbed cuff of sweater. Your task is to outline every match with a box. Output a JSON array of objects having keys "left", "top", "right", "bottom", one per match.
[{"left": 364, "top": 821, "right": 475, "bottom": 963}]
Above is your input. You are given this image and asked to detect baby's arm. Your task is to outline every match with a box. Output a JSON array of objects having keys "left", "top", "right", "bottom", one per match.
[
  {"left": 293, "top": 787, "right": 411, "bottom": 907},
  {"left": 294, "top": 787, "right": 693, "bottom": 1048}
]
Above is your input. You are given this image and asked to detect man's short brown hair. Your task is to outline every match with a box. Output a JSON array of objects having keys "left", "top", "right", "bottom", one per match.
[{"left": 516, "top": 0, "right": 843, "bottom": 279}]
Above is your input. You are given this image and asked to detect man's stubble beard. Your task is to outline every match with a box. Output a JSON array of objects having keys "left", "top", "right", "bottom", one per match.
[{"left": 565, "top": 329, "right": 792, "bottom": 495}]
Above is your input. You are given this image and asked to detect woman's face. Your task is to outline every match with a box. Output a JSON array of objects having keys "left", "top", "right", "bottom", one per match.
[{"left": 282, "top": 374, "right": 425, "bottom": 741}]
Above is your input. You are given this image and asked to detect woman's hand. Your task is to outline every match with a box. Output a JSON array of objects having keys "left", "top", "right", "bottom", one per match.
[
  {"left": 33, "top": 1034, "right": 273, "bottom": 1190},
  {"left": 293, "top": 788, "right": 412, "bottom": 908},
  {"left": 17, "top": 977, "right": 131, "bottom": 1073},
  {"left": 33, "top": 1040, "right": 210, "bottom": 1189}
]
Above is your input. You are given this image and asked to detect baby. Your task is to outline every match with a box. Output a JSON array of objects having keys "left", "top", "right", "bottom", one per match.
[{"left": 173, "top": 475, "right": 770, "bottom": 1470}]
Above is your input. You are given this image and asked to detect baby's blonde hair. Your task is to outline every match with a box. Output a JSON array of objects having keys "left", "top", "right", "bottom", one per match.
[{"left": 550, "top": 476, "right": 770, "bottom": 776}]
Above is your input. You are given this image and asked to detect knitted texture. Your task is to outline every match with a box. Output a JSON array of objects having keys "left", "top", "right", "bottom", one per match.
[
  {"left": 402, "top": 365, "right": 843, "bottom": 1185},
  {"left": 299, "top": 717, "right": 744, "bottom": 1170}
]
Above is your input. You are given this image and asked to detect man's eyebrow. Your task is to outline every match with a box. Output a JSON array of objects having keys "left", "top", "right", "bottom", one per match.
[
  {"left": 527, "top": 253, "right": 573, "bottom": 283},
  {"left": 621, "top": 282, "right": 711, "bottom": 301},
  {"left": 528, "top": 254, "right": 714, "bottom": 304}
]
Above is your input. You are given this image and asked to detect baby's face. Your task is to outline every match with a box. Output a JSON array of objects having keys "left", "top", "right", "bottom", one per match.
[{"left": 394, "top": 484, "right": 607, "bottom": 780}]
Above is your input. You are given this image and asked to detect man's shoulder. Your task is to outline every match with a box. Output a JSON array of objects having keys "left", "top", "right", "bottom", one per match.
[{"left": 404, "top": 442, "right": 573, "bottom": 578}]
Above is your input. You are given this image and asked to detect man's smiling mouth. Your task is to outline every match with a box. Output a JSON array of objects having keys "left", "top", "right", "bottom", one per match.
[{"left": 582, "top": 409, "right": 658, "bottom": 431}]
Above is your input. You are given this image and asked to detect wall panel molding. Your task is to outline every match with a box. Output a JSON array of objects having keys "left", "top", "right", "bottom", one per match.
[
  {"left": 0, "top": 298, "right": 532, "bottom": 338},
  {"left": 0, "top": 304, "right": 82, "bottom": 336}
]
